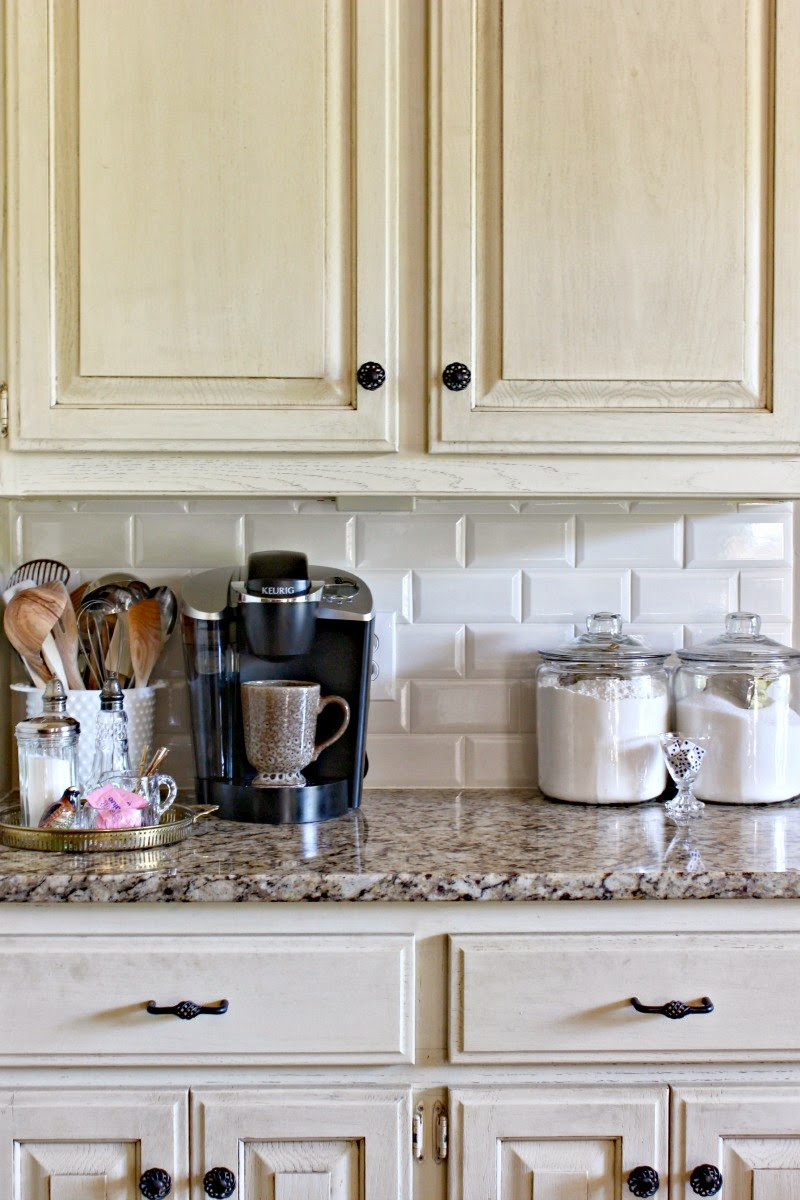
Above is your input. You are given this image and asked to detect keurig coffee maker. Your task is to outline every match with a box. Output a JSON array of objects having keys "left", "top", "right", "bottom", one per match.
[{"left": 180, "top": 551, "right": 374, "bottom": 823}]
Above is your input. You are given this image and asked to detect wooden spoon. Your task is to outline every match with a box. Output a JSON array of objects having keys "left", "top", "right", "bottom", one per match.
[
  {"left": 37, "top": 581, "right": 85, "bottom": 690},
  {"left": 127, "top": 597, "right": 163, "bottom": 688},
  {"left": 3, "top": 587, "right": 68, "bottom": 688}
]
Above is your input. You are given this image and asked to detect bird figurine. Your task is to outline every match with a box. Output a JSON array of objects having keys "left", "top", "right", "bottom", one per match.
[{"left": 38, "top": 785, "right": 81, "bottom": 829}]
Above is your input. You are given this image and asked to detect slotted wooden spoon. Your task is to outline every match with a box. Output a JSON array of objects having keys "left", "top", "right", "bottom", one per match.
[{"left": 127, "top": 597, "right": 163, "bottom": 688}]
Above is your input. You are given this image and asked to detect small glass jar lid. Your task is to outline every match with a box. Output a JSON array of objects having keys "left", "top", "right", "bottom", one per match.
[
  {"left": 15, "top": 679, "right": 80, "bottom": 742},
  {"left": 676, "top": 612, "right": 800, "bottom": 668},
  {"left": 538, "top": 612, "right": 668, "bottom": 667}
]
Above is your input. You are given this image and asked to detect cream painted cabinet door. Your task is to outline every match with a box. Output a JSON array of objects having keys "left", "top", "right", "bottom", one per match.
[
  {"left": 431, "top": 0, "right": 800, "bottom": 454},
  {"left": 450, "top": 1086, "right": 668, "bottom": 1199},
  {"left": 192, "top": 1088, "right": 411, "bottom": 1200},
  {"left": 674, "top": 1085, "right": 800, "bottom": 1198},
  {"left": 7, "top": 0, "right": 398, "bottom": 451},
  {"left": 0, "top": 1087, "right": 187, "bottom": 1199}
]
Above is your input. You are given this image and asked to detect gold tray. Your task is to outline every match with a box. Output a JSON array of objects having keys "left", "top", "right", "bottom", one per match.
[{"left": 0, "top": 804, "right": 218, "bottom": 853}]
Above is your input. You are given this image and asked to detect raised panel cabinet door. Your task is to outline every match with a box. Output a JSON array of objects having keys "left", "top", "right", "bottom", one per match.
[
  {"left": 0, "top": 1087, "right": 188, "bottom": 1200},
  {"left": 7, "top": 0, "right": 398, "bottom": 451},
  {"left": 430, "top": 0, "right": 800, "bottom": 454},
  {"left": 192, "top": 1088, "right": 411, "bottom": 1200},
  {"left": 673, "top": 1085, "right": 800, "bottom": 1199},
  {"left": 450, "top": 1086, "right": 668, "bottom": 1200}
]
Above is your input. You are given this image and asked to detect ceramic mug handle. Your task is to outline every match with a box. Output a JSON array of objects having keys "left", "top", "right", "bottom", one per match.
[
  {"left": 311, "top": 695, "right": 351, "bottom": 761},
  {"left": 152, "top": 773, "right": 178, "bottom": 817}
]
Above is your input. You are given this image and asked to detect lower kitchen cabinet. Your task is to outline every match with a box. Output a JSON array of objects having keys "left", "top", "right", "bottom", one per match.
[{"left": 0, "top": 1088, "right": 187, "bottom": 1200}]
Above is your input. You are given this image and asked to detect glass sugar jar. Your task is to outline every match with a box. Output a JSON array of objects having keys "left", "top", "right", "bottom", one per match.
[
  {"left": 15, "top": 679, "right": 80, "bottom": 827},
  {"left": 673, "top": 612, "right": 800, "bottom": 804},
  {"left": 535, "top": 613, "right": 670, "bottom": 804}
]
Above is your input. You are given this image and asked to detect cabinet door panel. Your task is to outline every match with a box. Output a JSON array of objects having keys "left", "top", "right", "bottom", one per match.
[
  {"left": 8, "top": 0, "right": 398, "bottom": 450},
  {"left": 192, "top": 1088, "right": 411, "bottom": 1200},
  {"left": 431, "top": 0, "right": 800, "bottom": 453},
  {"left": 450, "top": 1086, "right": 667, "bottom": 1200},
  {"left": 0, "top": 1088, "right": 187, "bottom": 1200},
  {"left": 674, "top": 1086, "right": 800, "bottom": 1199}
]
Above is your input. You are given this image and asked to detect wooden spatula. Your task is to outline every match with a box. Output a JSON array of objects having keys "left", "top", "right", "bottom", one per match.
[
  {"left": 37, "top": 581, "right": 85, "bottom": 690},
  {"left": 127, "top": 597, "right": 163, "bottom": 688}
]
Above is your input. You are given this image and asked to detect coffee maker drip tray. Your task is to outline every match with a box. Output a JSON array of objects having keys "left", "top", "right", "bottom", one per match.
[{"left": 200, "top": 777, "right": 351, "bottom": 824}]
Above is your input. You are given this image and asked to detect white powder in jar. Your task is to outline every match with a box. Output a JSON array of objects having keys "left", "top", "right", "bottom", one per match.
[
  {"left": 536, "top": 674, "right": 669, "bottom": 803},
  {"left": 676, "top": 689, "right": 800, "bottom": 803}
]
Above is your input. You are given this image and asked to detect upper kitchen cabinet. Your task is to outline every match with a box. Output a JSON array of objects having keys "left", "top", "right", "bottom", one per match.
[
  {"left": 6, "top": 0, "right": 399, "bottom": 452},
  {"left": 430, "top": 0, "right": 800, "bottom": 456}
]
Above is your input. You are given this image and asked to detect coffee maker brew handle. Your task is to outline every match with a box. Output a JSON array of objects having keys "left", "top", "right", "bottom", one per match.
[{"left": 312, "top": 695, "right": 351, "bottom": 761}]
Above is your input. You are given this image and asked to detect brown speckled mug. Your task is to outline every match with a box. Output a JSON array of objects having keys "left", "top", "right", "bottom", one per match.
[{"left": 241, "top": 680, "right": 351, "bottom": 788}]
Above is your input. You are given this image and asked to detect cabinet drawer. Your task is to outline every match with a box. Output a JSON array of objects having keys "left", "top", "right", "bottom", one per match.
[
  {"left": 450, "top": 933, "right": 800, "bottom": 1062},
  {"left": 0, "top": 934, "right": 414, "bottom": 1064}
]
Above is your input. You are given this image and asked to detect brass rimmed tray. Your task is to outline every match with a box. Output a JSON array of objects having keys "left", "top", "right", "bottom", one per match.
[{"left": 0, "top": 804, "right": 218, "bottom": 853}]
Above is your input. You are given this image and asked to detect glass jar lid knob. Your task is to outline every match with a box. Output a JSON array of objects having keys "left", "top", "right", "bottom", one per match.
[
  {"left": 586, "top": 612, "right": 623, "bottom": 638},
  {"left": 726, "top": 612, "right": 761, "bottom": 639}
]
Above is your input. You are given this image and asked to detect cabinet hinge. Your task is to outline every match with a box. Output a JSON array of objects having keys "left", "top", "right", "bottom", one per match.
[
  {"left": 433, "top": 1101, "right": 448, "bottom": 1163},
  {"left": 412, "top": 1103, "right": 424, "bottom": 1161},
  {"left": 0, "top": 383, "right": 8, "bottom": 438}
]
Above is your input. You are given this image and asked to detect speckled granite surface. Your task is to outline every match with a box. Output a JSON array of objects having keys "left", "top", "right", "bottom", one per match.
[{"left": 0, "top": 790, "right": 799, "bottom": 902}]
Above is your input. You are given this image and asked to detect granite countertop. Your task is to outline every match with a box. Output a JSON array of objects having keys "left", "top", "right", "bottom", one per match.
[{"left": 0, "top": 789, "right": 799, "bottom": 902}]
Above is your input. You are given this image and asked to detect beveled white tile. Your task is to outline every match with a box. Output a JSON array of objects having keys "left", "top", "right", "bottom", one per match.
[
  {"left": 466, "top": 624, "right": 556, "bottom": 677},
  {"left": 686, "top": 512, "right": 791, "bottom": 567},
  {"left": 245, "top": 514, "right": 354, "bottom": 567},
  {"left": 20, "top": 513, "right": 134, "bottom": 568},
  {"left": 135, "top": 514, "right": 243, "bottom": 568},
  {"left": 77, "top": 498, "right": 191, "bottom": 514},
  {"left": 523, "top": 568, "right": 630, "bottom": 622},
  {"left": 190, "top": 497, "right": 298, "bottom": 514},
  {"left": 410, "top": 681, "right": 516, "bottom": 733},
  {"left": 367, "top": 682, "right": 411, "bottom": 733},
  {"left": 632, "top": 569, "right": 737, "bottom": 622},
  {"left": 626, "top": 623, "right": 684, "bottom": 653},
  {"left": 739, "top": 570, "right": 793, "bottom": 621},
  {"left": 465, "top": 735, "right": 537, "bottom": 788},
  {"left": 413, "top": 571, "right": 521, "bottom": 623},
  {"left": 360, "top": 570, "right": 413, "bottom": 623},
  {"left": 577, "top": 516, "right": 682, "bottom": 567},
  {"left": 415, "top": 498, "right": 521, "bottom": 514},
  {"left": 631, "top": 500, "right": 737, "bottom": 514},
  {"left": 516, "top": 680, "right": 538, "bottom": 733},
  {"left": 396, "top": 624, "right": 465, "bottom": 678},
  {"left": 466, "top": 517, "right": 574, "bottom": 567},
  {"left": 365, "top": 734, "right": 465, "bottom": 787},
  {"left": 522, "top": 500, "right": 630, "bottom": 513},
  {"left": 355, "top": 515, "right": 464, "bottom": 568}
]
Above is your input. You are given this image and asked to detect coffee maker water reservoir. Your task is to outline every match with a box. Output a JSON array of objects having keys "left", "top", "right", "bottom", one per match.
[{"left": 180, "top": 551, "right": 374, "bottom": 823}]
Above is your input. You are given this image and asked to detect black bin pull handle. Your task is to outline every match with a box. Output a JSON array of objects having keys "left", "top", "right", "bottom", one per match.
[
  {"left": 146, "top": 999, "right": 229, "bottom": 1020},
  {"left": 630, "top": 996, "right": 714, "bottom": 1019}
]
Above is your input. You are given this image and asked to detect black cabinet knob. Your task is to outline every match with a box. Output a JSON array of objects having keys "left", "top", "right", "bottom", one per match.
[
  {"left": 357, "top": 362, "right": 386, "bottom": 390},
  {"left": 628, "top": 1165, "right": 660, "bottom": 1196},
  {"left": 204, "top": 1166, "right": 237, "bottom": 1198},
  {"left": 690, "top": 1164, "right": 723, "bottom": 1195},
  {"left": 442, "top": 362, "right": 471, "bottom": 391},
  {"left": 139, "top": 1168, "right": 172, "bottom": 1199}
]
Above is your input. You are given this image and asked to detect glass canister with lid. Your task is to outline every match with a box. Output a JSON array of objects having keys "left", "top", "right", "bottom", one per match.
[
  {"left": 673, "top": 612, "right": 800, "bottom": 804},
  {"left": 535, "top": 613, "right": 670, "bottom": 804}
]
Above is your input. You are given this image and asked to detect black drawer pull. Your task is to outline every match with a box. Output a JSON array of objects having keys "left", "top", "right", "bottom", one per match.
[
  {"left": 690, "top": 1164, "right": 723, "bottom": 1195},
  {"left": 146, "top": 999, "right": 229, "bottom": 1020},
  {"left": 628, "top": 1165, "right": 660, "bottom": 1196},
  {"left": 139, "top": 1168, "right": 172, "bottom": 1198},
  {"left": 630, "top": 996, "right": 713, "bottom": 1019}
]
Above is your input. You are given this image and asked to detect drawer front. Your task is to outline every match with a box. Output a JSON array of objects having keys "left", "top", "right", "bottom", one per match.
[
  {"left": 0, "top": 934, "right": 414, "bottom": 1064},
  {"left": 450, "top": 933, "right": 800, "bottom": 1062}
]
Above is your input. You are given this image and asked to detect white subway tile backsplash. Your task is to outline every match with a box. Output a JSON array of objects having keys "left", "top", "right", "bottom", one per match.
[
  {"left": 414, "top": 571, "right": 522, "bottom": 623},
  {"left": 686, "top": 512, "right": 791, "bottom": 567},
  {"left": 365, "top": 734, "right": 465, "bottom": 787},
  {"left": 466, "top": 624, "right": 555, "bottom": 677},
  {"left": 135, "top": 514, "right": 243, "bottom": 568},
  {"left": 466, "top": 516, "right": 573, "bottom": 567},
  {"left": 356, "top": 515, "right": 463, "bottom": 568},
  {"left": 246, "top": 514, "right": 354, "bottom": 567},
  {"left": 632, "top": 569, "right": 738, "bottom": 622},
  {"left": 396, "top": 624, "right": 465, "bottom": 678},
  {"left": 465, "top": 735, "right": 537, "bottom": 788},
  {"left": 739, "top": 570, "right": 793, "bottom": 620},
  {"left": 410, "top": 681, "right": 516, "bottom": 733},
  {"left": 577, "top": 516, "right": 682, "bottom": 567},
  {"left": 523, "top": 568, "right": 630, "bottom": 622},
  {"left": 6, "top": 497, "right": 795, "bottom": 790},
  {"left": 20, "top": 513, "right": 134, "bottom": 568}
]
